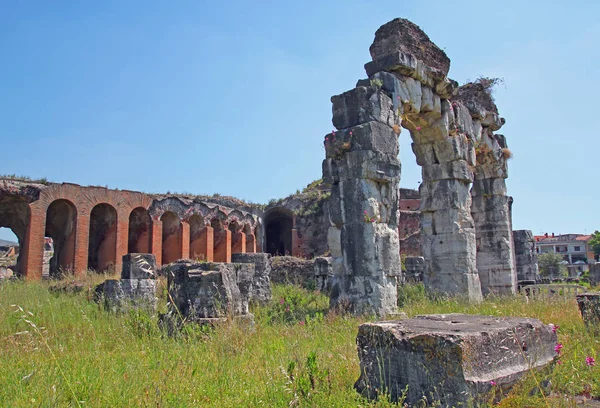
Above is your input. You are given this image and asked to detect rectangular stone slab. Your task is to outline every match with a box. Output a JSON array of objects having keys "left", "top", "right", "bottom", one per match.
[{"left": 355, "top": 314, "right": 556, "bottom": 406}]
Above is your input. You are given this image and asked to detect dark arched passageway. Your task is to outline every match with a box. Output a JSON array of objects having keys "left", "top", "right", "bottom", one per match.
[
  {"left": 46, "top": 199, "right": 77, "bottom": 276},
  {"left": 264, "top": 207, "right": 293, "bottom": 256},
  {"left": 161, "top": 211, "right": 182, "bottom": 264},
  {"left": 88, "top": 203, "right": 117, "bottom": 272},
  {"left": 128, "top": 207, "right": 152, "bottom": 253}
]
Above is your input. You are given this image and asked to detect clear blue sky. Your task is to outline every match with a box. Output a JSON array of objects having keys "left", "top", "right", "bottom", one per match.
[{"left": 1, "top": 0, "right": 598, "bottom": 243}]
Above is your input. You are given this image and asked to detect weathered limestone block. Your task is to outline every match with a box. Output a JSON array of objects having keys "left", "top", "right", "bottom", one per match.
[
  {"left": 331, "top": 87, "right": 399, "bottom": 130},
  {"left": 512, "top": 231, "right": 538, "bottom": 283},
  {"left": 419, "top": 179, "right": 473, "bottom": 212},
  {"left": 121, "top": 253, "right": 157, "bottom": 279},
  {"left": 325, "top": 122, "right": 399, "bottom": 157},
  {"left": 166, "top": 261, "right": 254, "bottom": 320},
  {"left": 322, "top": 150, "right": 400, "bottom": 185},
  {"left": 339, "top": 222, "right": 401, "bottom": 278},
  {"left": 404, "top": 256, "right": 424, "bottom": 282},
  {"left": 231, "top": 252, "right": 272, "bottom": 303},
  {"left": 328, "top": 178, "right": 399, "bottom": 227},
  {"left": 577, "top": 293, "right": 600, "bottom": 332},
  {"left": 314, "top": 256, "right": 332, "bottom": 292},
  {"left": 368, "top": 18, "right": 450, "bottom": 75},
  {"left": 95, "top": 279, "right": 158, "bottom": 311},
  {"left": 94, "top": 254, "right": 158, "bottom": 311},
  {"left": 421, "top": 208, "right": 475, "bottom": 236},
  {"left": 355, "top": 314, "right": 557, "bottom": 405},
  {"left": 329, "top": 275, "right": 398, "bottom": 315}
]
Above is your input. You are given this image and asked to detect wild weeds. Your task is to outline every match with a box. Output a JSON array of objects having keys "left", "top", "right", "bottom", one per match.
[{"left": 0, "top": 278, "right": 598, "bottom": 406}]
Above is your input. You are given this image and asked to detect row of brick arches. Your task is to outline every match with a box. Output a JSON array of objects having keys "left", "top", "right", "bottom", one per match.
[{"left": 0, "top": 183, "right": 261, "bottom": 279}]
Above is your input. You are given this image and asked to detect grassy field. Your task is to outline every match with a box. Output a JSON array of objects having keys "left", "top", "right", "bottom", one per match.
[{"left": 0, "top": 276, "right": 598, "bottom": 407}]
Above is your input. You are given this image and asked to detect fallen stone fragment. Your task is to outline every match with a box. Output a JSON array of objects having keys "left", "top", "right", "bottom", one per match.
[{"left": 355, "top": 314, "right": 556, "bottom": 406}]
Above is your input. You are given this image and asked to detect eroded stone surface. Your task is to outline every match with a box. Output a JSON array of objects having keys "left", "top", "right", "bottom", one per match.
[
  {"left": 577, "top": 293, "right": 600, "bottom": 331},
  {"left": 121, "top": 253, "right": 157, "bottom": 280},
  {"left": 513, "top": 230, "right": 539, "bottom": 282},
  {"left": 95, "top": 279, "right": 158, "bottom": 312},
  {"left": 355, "top": 314, "right": 557, "bottom": 405},
  {"left": 165, "top": 261, "right": 254, "bottom": 321},
  {"left": 94, "top": 254, "right": 158, "bottom": 311},
  {"left": 231, "top": 252, "right": 272, "bottom": 303}
]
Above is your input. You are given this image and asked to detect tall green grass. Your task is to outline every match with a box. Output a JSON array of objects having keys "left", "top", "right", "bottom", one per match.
[{"left": 0, "top": 278, "right": 598, "bottom": 407}]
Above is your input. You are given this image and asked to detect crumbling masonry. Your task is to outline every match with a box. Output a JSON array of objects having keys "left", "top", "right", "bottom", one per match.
[{"left": 323, "top": 18, "right": 517, "bottom": 312}]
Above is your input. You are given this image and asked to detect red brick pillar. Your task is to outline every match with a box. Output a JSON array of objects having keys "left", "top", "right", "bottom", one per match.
[
  {"left": 246, "top": 233, "right": 256, "bottom": 253},
  {"left": 114, "top": 219, "right": 129, "bottom": 275},
  {"left": 151, "top": 219, "right": 163, "bottom": 267},
  {"left": 214, "top": 229, "right": 231, "bottom": 263},
  {"left": 291, "top": 228, "right": 303, "bottom": 257},
  {"left": 22, "top": 206, "right": 46, "bottom": 280},
  {"left": 181, "top": 222, "right": 190, "bottom": 260},
  {"left": 74, "top": 214, "right": 90, "bottom": 276}
]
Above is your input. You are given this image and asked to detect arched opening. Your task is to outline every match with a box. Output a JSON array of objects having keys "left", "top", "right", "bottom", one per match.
[
  {"left": 0, "top": 227, "right": 19, "bottom": 278},
  {"left": 88, "top": 203, "right": 117, "bottom": 272},
  {"left": 212, "top": 218, "right": 230, "bottom": 262},
  {"left": 161, "top": 211, "right": 182, "bottom": 264},
  {"left": 0, "top": 195, "right": 30, "bottom": 277},
  {"left": 128, "top": 207, "right": 152, "bottom": 253},
  {"left": 46, "top": 199, "right": 77, "bottom": 276},
  {"left": 264, "top": 207, "right": 293, "bottom": 256},
  {"left": 189, "top": 214, "right": 208, "bottom": 261}
]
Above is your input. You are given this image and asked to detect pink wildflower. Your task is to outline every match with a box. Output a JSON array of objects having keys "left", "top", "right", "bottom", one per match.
[
  {"left": 349, "top": 131, "right": 353, "bottom": 136},
  {"left": 557, "top": 360, "right": 562, "bottom": 365},
  {"left": 586, "top": 356, "right": 596, "bottom": 366},
  {"left": 416, "top": 126, "right": 421, "bottom": 131},
  {"left": 490, "top": 380, "right": 497, "bottom": 386},
  {"left": 285, "top": 306, "right": 290, "bottom": 312},
  {"left": 363, "top": 210, "right": 368, "bottom": 214},
  {"left": 279, "top": 298, "right": 284, "bottom": 305},
  {"left": 299, "top": 321, "right": 305, "bottom": 326},
  {"left": 554, "top": 343, "right": 563, "bottom": 354},
  {"left": 551, "top": 324, "right": 559, "bottom": 334}
]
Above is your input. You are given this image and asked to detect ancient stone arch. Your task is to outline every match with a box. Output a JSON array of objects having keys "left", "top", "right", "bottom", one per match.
[{"left": 323, "top": 18, "right": 516, "bottom": 314}]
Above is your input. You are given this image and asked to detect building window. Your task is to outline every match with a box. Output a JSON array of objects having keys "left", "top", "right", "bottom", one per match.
[{"left": 574, "top": 246, "right": 581, "bottom": 252}]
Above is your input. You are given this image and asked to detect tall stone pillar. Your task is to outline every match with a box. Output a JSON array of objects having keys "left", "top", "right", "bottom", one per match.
[
  {"left": 513, "top": 230, "right": 539, "bottom": 282},
  {"left": 323, "top": 58, "right": 403, "bottom": 315},
  {"left": 452, "top": 82, "right": 517, "bottom": 295},
  {"left": 361, "top": 18, "right": 483, "bottom": 301}
]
